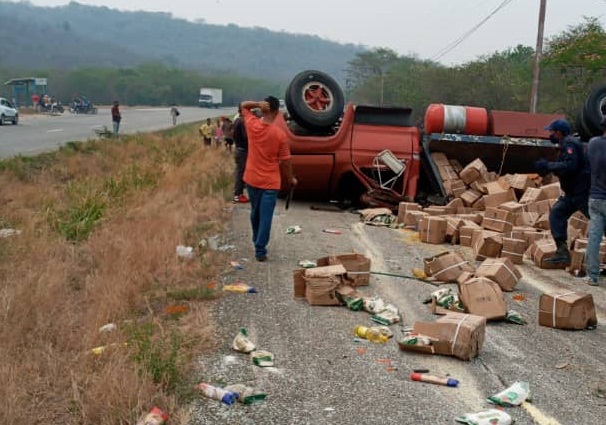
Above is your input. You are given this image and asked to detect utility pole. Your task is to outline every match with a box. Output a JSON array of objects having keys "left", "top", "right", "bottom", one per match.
[{"left": 530, "top": 0, "right": 547, "bottom": 113}]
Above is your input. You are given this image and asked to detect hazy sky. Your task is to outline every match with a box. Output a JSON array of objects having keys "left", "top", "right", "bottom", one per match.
[{"left": 24, "top": 0, "right": 606, "bottom": 64}]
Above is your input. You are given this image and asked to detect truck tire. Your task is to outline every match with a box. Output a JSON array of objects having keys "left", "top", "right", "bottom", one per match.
[
  {"left": 285, "top": 70, "right": 344, "bottom": 130},
  {"left": 582, "top": 84, "right": 606, "bottom": 136}
]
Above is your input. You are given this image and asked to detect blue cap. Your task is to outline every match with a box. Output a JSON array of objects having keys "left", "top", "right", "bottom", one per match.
[
  {"left": 544, "top": 119, "right": 571, "bottom": 136},
  {"left": 446, "top": 378, "right": 460, "bottom": 387}
]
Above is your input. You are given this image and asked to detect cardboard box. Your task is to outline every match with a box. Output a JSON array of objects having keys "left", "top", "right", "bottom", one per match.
[
  {"left": 444, "top": 179, "right": 466, "bottom": 197},
  {"left": 519, "top": 187, "right": 544, "bottom": 204},
  {"left": 569, "top": 248, "right": 586, "bottom": 276},
  {"left": 444, "top": 217, "right": 465, "bottom": 244},
  {"left": 446, "top": 198, "right": 464, "bottom": 210},
  {"left": 423, "top": 251, "right": 475, "bottom": 283},
  {"left": 293, "top": 268, "right": 306, "bottom": 298},
  {"left": 472, "top": 229, "right": 503, "bottom": 260},
  {"left": 304, "top": 276, "right": 343, "bottom": 306},
  {"left": 317, "top": 253, "right": 371, "bottom": 287},
  {"left": 483, "top": 189, "right": 517, "bottom": 209},
  {"left": 459, "top": 159, "right": 488, "bottom": 184},
  {"left": 459, "top": 221, "right": 482, "bottom": 247},
  {"left": 438, "top": 164, "right": 459, "bottom": 181},
  {"left": 515, "top": 212, "right": 539, "bottom": 227},
  {"left": 534, "top": 213, "right": 550, "bottom": 231},
  {"left": 539, "top": 182, "right": 562, "bottom": 200},
  {"left": 419, "top": 217, "right": 448, "bottom": 244},
  {"left": 507, "top": 173, "right": 537, "bottom": 193},
  {"left": 530, "top": 239, "right": 562, "bottom": 269},
  {"left": 525, "top": 199, "right": 551, "bottom": 215},
  {"left": 397, "top": 313, "right": 486, "bottom": 360},
  {"left": 538, "top": 290, "right": 597, "bottom": 330},
  {"left": 482, "top": 207, "right": 514, "bottom": 233},
  {"left": 305, "top": 264, "right": 347, "bottom": 278},
  {"left": 431, "top": 152, "right": 450, "bottom": 166},
  {"left": 403, "top": 210, "right": 429, "bottom": 229},
  {"left": 499, "top": 201, "right": 525, "bottom": 213},
  {"left": 501, "top": 237, "right": 527, "bottom": 265},
  {"left": 457, "top": 271, "right": 475, "bottom": 285},
  {"left": 458, "top": 277, "right": 507, "bottom": 320},
  {"left": 475, "top": 257, "right": 522, "bottom": 291},
  {"left": 396, "top": 202, "right": 423, "bottom": 224},
  {"left": 449, "top": 158, "right": 463, "bottom": 172},
  {"left": 569, "top": 211, "right": 589, "bottom": 236},
  {"left": 460, "top": 189, "right": 483, "bottom": 207},
  {"left": 481, "top": 181, "right": 508, "bottom": 195},
  {"left": 424, "top": 206, "right": 455, "bottom": 216}
]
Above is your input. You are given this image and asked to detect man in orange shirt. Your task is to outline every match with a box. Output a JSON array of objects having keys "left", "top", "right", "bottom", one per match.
[{"left": 241, "top": 96, "right": 297, "bottom": 262}]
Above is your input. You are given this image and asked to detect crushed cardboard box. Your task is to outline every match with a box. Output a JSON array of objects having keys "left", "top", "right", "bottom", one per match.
[
  {"left": 538, "top": 290, "right": 597, "bottom": 330},
  {"left": 397, "top": 313, "right": 486, "bottom": 361},
  {"left": 419, "top": 216, "right": 448, "bottom": 244},
  {"left": 458, "top": 277, "right": 507, "bottom": 321},
  {"left": 475, "top": 257, "right": 522, "bottom": 292},
  {"left": 424, "top": 251, "right": 475, "bottom": 283},
  {"left": 317, "top": 253, "right": 371, "bottom": 287}
]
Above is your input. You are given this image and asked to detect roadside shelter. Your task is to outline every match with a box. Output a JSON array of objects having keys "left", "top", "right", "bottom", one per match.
[{"left": 4, "top": 77, "right": 48, "bottom": 107}]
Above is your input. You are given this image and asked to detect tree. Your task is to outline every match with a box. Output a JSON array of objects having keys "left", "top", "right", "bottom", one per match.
[{"left": 347, "top": 48, "right": 399, "bottom": 105}]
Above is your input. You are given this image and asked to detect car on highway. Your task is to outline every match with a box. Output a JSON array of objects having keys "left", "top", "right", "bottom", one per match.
[{"left": 0, "top": 97, "right": 18, "bottom": 125}]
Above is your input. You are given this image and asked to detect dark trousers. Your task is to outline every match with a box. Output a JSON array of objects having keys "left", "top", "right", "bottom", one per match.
[
  {"left": 247, "top": 186, "right": 278, "bottom": 259},
  {"left": 234, "top": 148, "right": 247, "bottom": 196},
  {"left": 549, "top": 195, "right": 589, "bottom": 242}
]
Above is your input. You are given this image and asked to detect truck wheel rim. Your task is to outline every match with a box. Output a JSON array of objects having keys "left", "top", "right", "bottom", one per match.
[{"left": 302, "top": 82, "right": 333, "bottom": 112}]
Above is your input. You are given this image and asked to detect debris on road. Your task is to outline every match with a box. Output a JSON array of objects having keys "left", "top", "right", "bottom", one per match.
[
  {"left": 410, "top": 372, "right": 460, "bottom": 387},
  {"left": 232, "top": 327, "right": 256, "bottom": 353},
  {"left": 196, "top": 382, "right": 238, "bottom": 405},
  {"left": 286, "top": 225, "right": 302, "bottom": 234},
  {"left": 454, "top": 409, "right": 512, "bottom": 425},
  {"left": 487, "top": 381, "right": 531, "bottom": 407},
  {"left": 135, "top": 406, "right": 169, "bottom": 425},
  {"left": 176, "top": 245, "right": 194, "bottom": 259},
  {"left": 223, "top": 282, "right": 258, "bottom": 293},
  {"left": 251, "top": 350, "right": 275, "bottom": 367},
  {"left": 225, "top": 383, "right": 267, "bottom": 404}
]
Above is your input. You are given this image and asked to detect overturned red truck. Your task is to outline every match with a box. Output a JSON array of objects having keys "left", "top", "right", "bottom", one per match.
[{"left": 274, "top": 70, "right": 606, "bottom": 208}]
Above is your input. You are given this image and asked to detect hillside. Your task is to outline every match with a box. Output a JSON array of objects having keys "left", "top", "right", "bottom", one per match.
[{"left": 0, "top": 1, "right": 364, "bottom": 83}]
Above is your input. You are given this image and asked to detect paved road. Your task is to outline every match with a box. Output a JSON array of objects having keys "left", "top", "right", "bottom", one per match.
[
  {"left": 0, "top": 106, "right": 236, "bottom": 159},
  {"left": 193, "top": 201, "right": 606, "bottom": 424}
]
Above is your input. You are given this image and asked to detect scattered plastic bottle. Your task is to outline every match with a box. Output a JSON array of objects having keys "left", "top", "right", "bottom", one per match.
[
  {"left": 322, "top": 228, "right": 342, "bottom": 235},
  {"left": 222, "top": 282, "right": 258, "bottom": 293},
  {"left": 196, "top": 383, "right": 238, "bottom": 405},
  {"left": 225, "top": 383, "right": 267, "bottom": 404},
  {"left": 412, "top": 267, "right": 427, "bottom": 279},
  {"left": 353, "top": 325, "right": 389, "bottom": 343},
  {"left": 410, "top": 372, "right": 459, "bottom": 387}
]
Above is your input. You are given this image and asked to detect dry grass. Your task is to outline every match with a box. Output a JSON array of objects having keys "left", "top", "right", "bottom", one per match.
[{"left": 0, "top": 127, "right": 234, "bottom": 424}]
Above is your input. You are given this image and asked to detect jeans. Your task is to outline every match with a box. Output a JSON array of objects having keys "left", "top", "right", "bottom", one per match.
[
  {"left": 549, "top": 195, "right": 589, "bottom": 242},
  {"left": 112, "top": 120, "right": 120, "bottom": 136},
  {"left": 234, "top": 148, "right": 247, "bottom": 196},
  {"left": 586, "top": 198, "right": 606, "bottom": 280},
  {"left": 247, "top": 186, "right": 278, "bottom": 259}
]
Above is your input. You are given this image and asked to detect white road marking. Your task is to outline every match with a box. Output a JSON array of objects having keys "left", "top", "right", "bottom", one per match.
[{"left": 46, "top": 129, "right": 63, "bottom": 133}]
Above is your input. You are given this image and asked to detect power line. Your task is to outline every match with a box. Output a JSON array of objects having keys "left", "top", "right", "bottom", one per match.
[{"left": 431, "top": 0, "right": 517, "bottom": 62}]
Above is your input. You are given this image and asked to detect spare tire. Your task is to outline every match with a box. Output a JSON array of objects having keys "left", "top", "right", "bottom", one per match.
[
  {"left": 285, "top": 70, "right": 344, "bottom": 130},
  {"left": 582, "top": 84, "right": 606, "bottom": 136}
]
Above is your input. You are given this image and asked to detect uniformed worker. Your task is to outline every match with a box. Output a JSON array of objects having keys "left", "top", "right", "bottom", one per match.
[{"left": 534, "top": 119, "right": 590, "bottom": 266}]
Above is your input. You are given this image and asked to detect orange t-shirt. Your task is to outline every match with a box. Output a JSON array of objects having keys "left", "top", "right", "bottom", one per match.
[{"left": 243, "top": 109, "right": 291, "bottom": 190}]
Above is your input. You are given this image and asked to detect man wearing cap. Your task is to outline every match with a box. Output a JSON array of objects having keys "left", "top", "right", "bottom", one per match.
[
  {"left": 585, "top": 117, "right": 606, "bottom": 285},
  {"left": 534, "top": 119, "right": 590, "bottom": 266}
]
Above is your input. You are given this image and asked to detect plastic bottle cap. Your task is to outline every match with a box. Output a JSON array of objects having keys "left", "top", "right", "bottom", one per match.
[
  {"left": 221, "top": 391, "right": 238, "bottom": 405},
  {"left": 446, "top": 378, "right": 460, "bottom": 387},
  {"left": 410, "top": 372, "right": 423, "bottom": 382}
]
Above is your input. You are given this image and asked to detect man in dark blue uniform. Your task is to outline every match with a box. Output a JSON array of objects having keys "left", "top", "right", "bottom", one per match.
[{"left": 535, "top": 119, "right": 590, "bottom": 266}]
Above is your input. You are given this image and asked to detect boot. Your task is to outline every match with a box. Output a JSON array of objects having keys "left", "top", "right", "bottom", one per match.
[{"left": 545, "top": 240, "right": 570, "bottom": 266}]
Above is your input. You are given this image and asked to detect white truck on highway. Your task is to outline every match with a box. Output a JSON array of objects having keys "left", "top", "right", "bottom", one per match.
[{"left": 198, "top": 88, "right": 223, "bottom": 108}]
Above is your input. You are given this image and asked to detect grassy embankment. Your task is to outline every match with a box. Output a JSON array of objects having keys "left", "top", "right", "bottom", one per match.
[{"left": 0, "top": 124, "right": 234, "bottom": 424}]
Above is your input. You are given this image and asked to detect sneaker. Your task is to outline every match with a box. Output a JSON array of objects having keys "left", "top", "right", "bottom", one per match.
[
  {"left": 255, "top": 255, "right": 268, "bottom": 262},
  {"left": 233, "top": 196, "right": 239, "bottom": 203},
  {"left": 236, "top": 194, "right": 249, "bottom": 203},
  {"left": 583, "top": 276, "right": 599, "bottom": 286}
]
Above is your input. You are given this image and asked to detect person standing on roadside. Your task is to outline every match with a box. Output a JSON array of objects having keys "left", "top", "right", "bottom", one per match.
[
  {"left": 234, "top": 103, "right": 249, "bottom": 203},
  {"left": 241, "top": 96, "right": 297, "bottom": 262},
  {"left": 111, "top": 100, "right": 121, "bottom": 136},
  {"left": 222, "top": 117, "right": 234, "bottom": 152},
  {"left": 170, "top": 104, "right": 180, "bottom": 125},
  {"left": 233, "top": 104, "right": 249, "bottom": 203},
  {"left": 534, "top": 119, "right": 590, "bottom": 267},
  {"left": 199, "top": 118, "right": 214, "bottom": 146},
  {"left": 584, "top": 117, "right": 606, "bottom": 286}
]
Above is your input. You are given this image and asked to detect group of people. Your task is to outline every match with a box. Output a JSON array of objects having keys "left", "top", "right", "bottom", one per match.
[
  {"left": 198, "top": 116, "right": 236, "bottom": 150},
  {"left": 535, "top": 117, "right": 606, "bottom": 286}
]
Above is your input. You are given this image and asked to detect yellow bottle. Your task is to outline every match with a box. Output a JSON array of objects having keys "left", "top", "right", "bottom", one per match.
[{"left": 353, "top": 325, "right": 389, "bottom": 343}]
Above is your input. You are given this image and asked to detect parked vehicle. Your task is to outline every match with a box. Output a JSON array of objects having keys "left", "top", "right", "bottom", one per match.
[
  {"left": 0, "top": 97, "right": 18, "bottom": 125},
  {"left": 277, "top": 70, "right": 606, "bottom": 208},
  {"left": 198, "top": 88, "right": 223, "bottom": 108}
]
